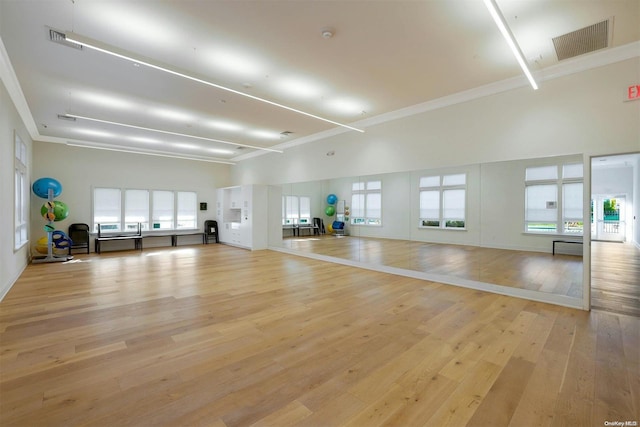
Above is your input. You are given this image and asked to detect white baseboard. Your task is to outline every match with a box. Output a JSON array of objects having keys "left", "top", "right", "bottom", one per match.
[{"left": 0, "top": 264, "right": 26, "bottom": 302}]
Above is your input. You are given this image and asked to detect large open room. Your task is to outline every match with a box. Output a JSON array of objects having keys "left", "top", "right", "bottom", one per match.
[{"left": 1, "top": 1, "right": 639, "bottom": 425}]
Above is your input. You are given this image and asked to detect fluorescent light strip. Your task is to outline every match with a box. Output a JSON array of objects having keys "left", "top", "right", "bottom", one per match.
[
  {"left": 482, "top": 0, "right": 538, "bottom": 90},
  {"left": 65, "top": 114, "right": 283, "bottom": 153},
  {"left": 65, "top": 142, "right": 236, "bottom": 164},
  {"left": 64, "top": 32, "right": 365, "bottom": 133}
]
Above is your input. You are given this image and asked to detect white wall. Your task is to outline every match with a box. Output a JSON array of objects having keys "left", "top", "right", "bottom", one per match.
[
  {"left": 31, "top": 142, "right": 232, "bottom": 251},
  {"left": 232, "top": 58, "right": 640, "bottom": 186},
  {"left": 1, "top": 80, "right": 32, "bottom": 299}
]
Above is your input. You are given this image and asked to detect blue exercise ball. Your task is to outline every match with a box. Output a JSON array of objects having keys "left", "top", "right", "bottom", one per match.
[
  {"left": 326, "top": 194, "right": 338, "bottom": 205},
  {"left": 32, "top": 177, "right": 62, "bottom": 199}
]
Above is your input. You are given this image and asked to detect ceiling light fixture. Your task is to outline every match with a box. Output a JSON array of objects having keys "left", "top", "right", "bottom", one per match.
[
  {"left": 482, "top": 0, "right": 538, "bottom": 90},
  {"left": 65, "top": 141, "right": 236, "bottom": 165},
  {"left": 63, "top": 113, "right": 283, "bottom": 153},
  {"left": 63, "top": 32, "right": 364, "bottom": 133}
]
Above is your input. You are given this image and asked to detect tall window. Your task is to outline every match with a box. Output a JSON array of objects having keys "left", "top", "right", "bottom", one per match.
[
  {"left": 525, "top": 163, "right": 583, "bottom": 234},
  {"left": 351, "top": 180, "right": 382, "bottom": 225},
  {"left": 152, "top": 191, "right": 174, "bottom": 230},
  {"left": 125, "top": 189, "right": 149, "bottom": 231},
  {"left": 94, "top": 188, "right": 197, "bottom": 232},
  {"left": 94, "top": 188, "right": 122, "bottom": 232},
  {"left": 282, "top": 195, "right": 310, "bottom": 224},
  {"left": 177, "top": 191, "right": 197, "bottom": 229},
  {"left": 419, "top": 173, "right": 466, "bottom": 229},
  {"left": 14, "top": 133, "right": 28, "bottom": 249}
]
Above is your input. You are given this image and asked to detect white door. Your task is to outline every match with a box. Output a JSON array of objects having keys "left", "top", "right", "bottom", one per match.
[{"left": 592, "top": 196, "right": 625, "bottom": 242}]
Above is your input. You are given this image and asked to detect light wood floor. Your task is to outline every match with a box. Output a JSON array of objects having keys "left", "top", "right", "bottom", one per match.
[
  {"left": 591, "top": 241, "right": 640, "bottom": 317},
  {"left": 284, "top": 235, "right": 583, "bottom": 297},
  {"left": 1, "top": 245, "right": 638, "bottom": 426}
]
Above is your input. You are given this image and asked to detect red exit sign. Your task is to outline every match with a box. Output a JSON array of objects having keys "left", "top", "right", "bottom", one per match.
[{"left": 627, "top": 84, "right": 640, "bottom": 101}]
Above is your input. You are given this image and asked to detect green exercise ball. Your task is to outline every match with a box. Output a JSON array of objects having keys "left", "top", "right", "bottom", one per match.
[{"left": 40, "top": 201, "right": 69, "bottom": 222}]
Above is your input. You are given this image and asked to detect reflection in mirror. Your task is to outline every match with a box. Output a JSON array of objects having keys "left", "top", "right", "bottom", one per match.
[
  {"left": 278, "top": 155, "right": 584, "bottom": 305},
  {"left": 590, "top": 152, "right": 640, "bottom": 317}
]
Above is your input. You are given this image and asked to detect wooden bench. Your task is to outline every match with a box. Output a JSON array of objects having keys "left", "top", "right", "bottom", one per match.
[
  {"left": 296, "top": 224, "right": 320, "bottom": 236},
  {"left": 552, "top": 239, "right": 583, "bottom": 255},
  {"left": 95, "top": 223, "right": 143, "bottom": 254},
  {"left": 96, "top": 225, "right": 207, "bottom": 253}
]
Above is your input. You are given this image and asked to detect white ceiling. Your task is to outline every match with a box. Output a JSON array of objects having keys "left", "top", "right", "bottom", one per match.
[{"left": 1, "top": 0, "right": 639, "bottom": 164}]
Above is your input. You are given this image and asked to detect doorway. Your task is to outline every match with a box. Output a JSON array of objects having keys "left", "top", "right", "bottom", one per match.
[
  {"left": 591, "top": 195, "right": 626, "bottom": 242},
  {"left": 590, "top": 153, "right": 640, "bottom": 317}
]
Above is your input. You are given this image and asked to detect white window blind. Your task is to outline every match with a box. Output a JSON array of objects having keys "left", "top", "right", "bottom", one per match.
[
  {"left": 125, "top": 189, "right": 149, "bottom": 230},
  {"left": 525, "top": 162, "right": 583, "bottom": 234},
  {"left": 299, "top": 196, "right": 311, "bottom": 222},
  {"left": 563, "top": 182, "right": 583, "bottom": 233},
  {"left": 443, "top": 189, "right": 465, "bottom": 227},
  {"left": 351, "top": 180, "right": 381, "bottom": 225},
  {"left": 94, "top": 188, "right": 122, "bottom": 232},
  {"left": 351, "top": 194, "right": 365, "bottom": 219},
  {"left": 177, "top": 191, "right": 197, "bottom": 229},
  {"left": 152, "top": 191, "right": 174, "bottom": 230},
  {"left": 419, "top": 190, "right": 440, "bottom": 224}
]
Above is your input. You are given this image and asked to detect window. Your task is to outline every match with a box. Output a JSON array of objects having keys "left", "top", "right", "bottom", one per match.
[
  {"left": 177, "top": 191, "right": 197, "bottom": 229},
  {"left": 152, "top": 191, "right": 174, "bottom": 230},
  {"left": 525, "top": 162, "right": 583, "bottom": 234},
  {"left": 351, "top": 180, "right": 381, "bottom": 225},
  {"left": 14, "top": 133, "right": 28, "bottom": 249},
  {"left": 282, "top": 195, "right": 310, "bottom": 225},
  {"left": 94, "top": 188, "right": 122, "bottom": 232},
  {"left": 419, "top": 173, "right": 466, "bottom": 229},
  {"left": 299, "top": 196, "right": 311, "bottom": 224},
  {"left": 94, "top": 188, "right": 198, "bottom": 232},
  {"left": 125, "top": 190, "right": 149, "bottom": 230}
]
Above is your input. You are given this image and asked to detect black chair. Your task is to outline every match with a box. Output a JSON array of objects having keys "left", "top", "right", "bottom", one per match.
[
  {"left": 68, "top": 223, "right": 90, "bottom": 254},
  {"left": 313, "top": 217, "right": 324, "bottom": 234},
  {"left": 204, "top": 220, "right": 219, "bottom": 244}
]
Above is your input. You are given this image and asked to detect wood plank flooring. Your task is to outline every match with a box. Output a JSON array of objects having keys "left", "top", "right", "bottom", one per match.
[
  {"left": 591, "top": 241, "right": 640, "bottom": 317},
  {"left": 284, "top": 236, "right": 583, "bottom": 297},
  {"left": 1, "top": 245, "right": 638, "bottom": 426}
]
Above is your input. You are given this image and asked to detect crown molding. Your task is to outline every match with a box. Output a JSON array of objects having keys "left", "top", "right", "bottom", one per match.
[
  {"left": 2, "top": 32, "right": 638, "bottom": 164},
  {"left": 235, "top": 41, "right": 640, "bottom": 162}
]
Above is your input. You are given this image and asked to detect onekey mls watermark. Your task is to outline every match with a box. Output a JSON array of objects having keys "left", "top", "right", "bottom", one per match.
[{"left": 604, "top": 421, "right": 638, "bottom": 426}]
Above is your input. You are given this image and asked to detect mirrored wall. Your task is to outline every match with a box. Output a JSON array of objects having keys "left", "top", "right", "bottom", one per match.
[{"left": 275, "top": 154, "right": 585, "bottom": 307}]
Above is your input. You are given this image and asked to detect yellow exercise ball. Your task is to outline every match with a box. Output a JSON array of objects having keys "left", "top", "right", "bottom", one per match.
[{"left": 35, "top": 236, "right": 49, "bottom": 254}]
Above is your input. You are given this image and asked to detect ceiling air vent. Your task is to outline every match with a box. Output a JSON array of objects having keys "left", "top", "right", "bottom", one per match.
[
  {"left": 48, "top": 28, "right": 82, "bottom": 50},
  {"left": 552, "top": 19, "right": 611, "bottom": 61}
]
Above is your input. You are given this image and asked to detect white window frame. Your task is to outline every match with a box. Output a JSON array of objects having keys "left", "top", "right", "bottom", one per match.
[
  {"left": 351, "top": 180, "right": 382, "bottom": 226},
  {"left": 282, "top": 195, "right": 311, "bottom": 225},
  {"left": 93, "top": 188, "right": 198, "bottom": 233},
  {"left": 419, "top": 173, "right": 467, "bottom": 229},
  {"left": 524, "top": 163, "right": 583, "bottom": 235},
  {"left": 14, "top": 132, "right": 28, "bottom": 250}
]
